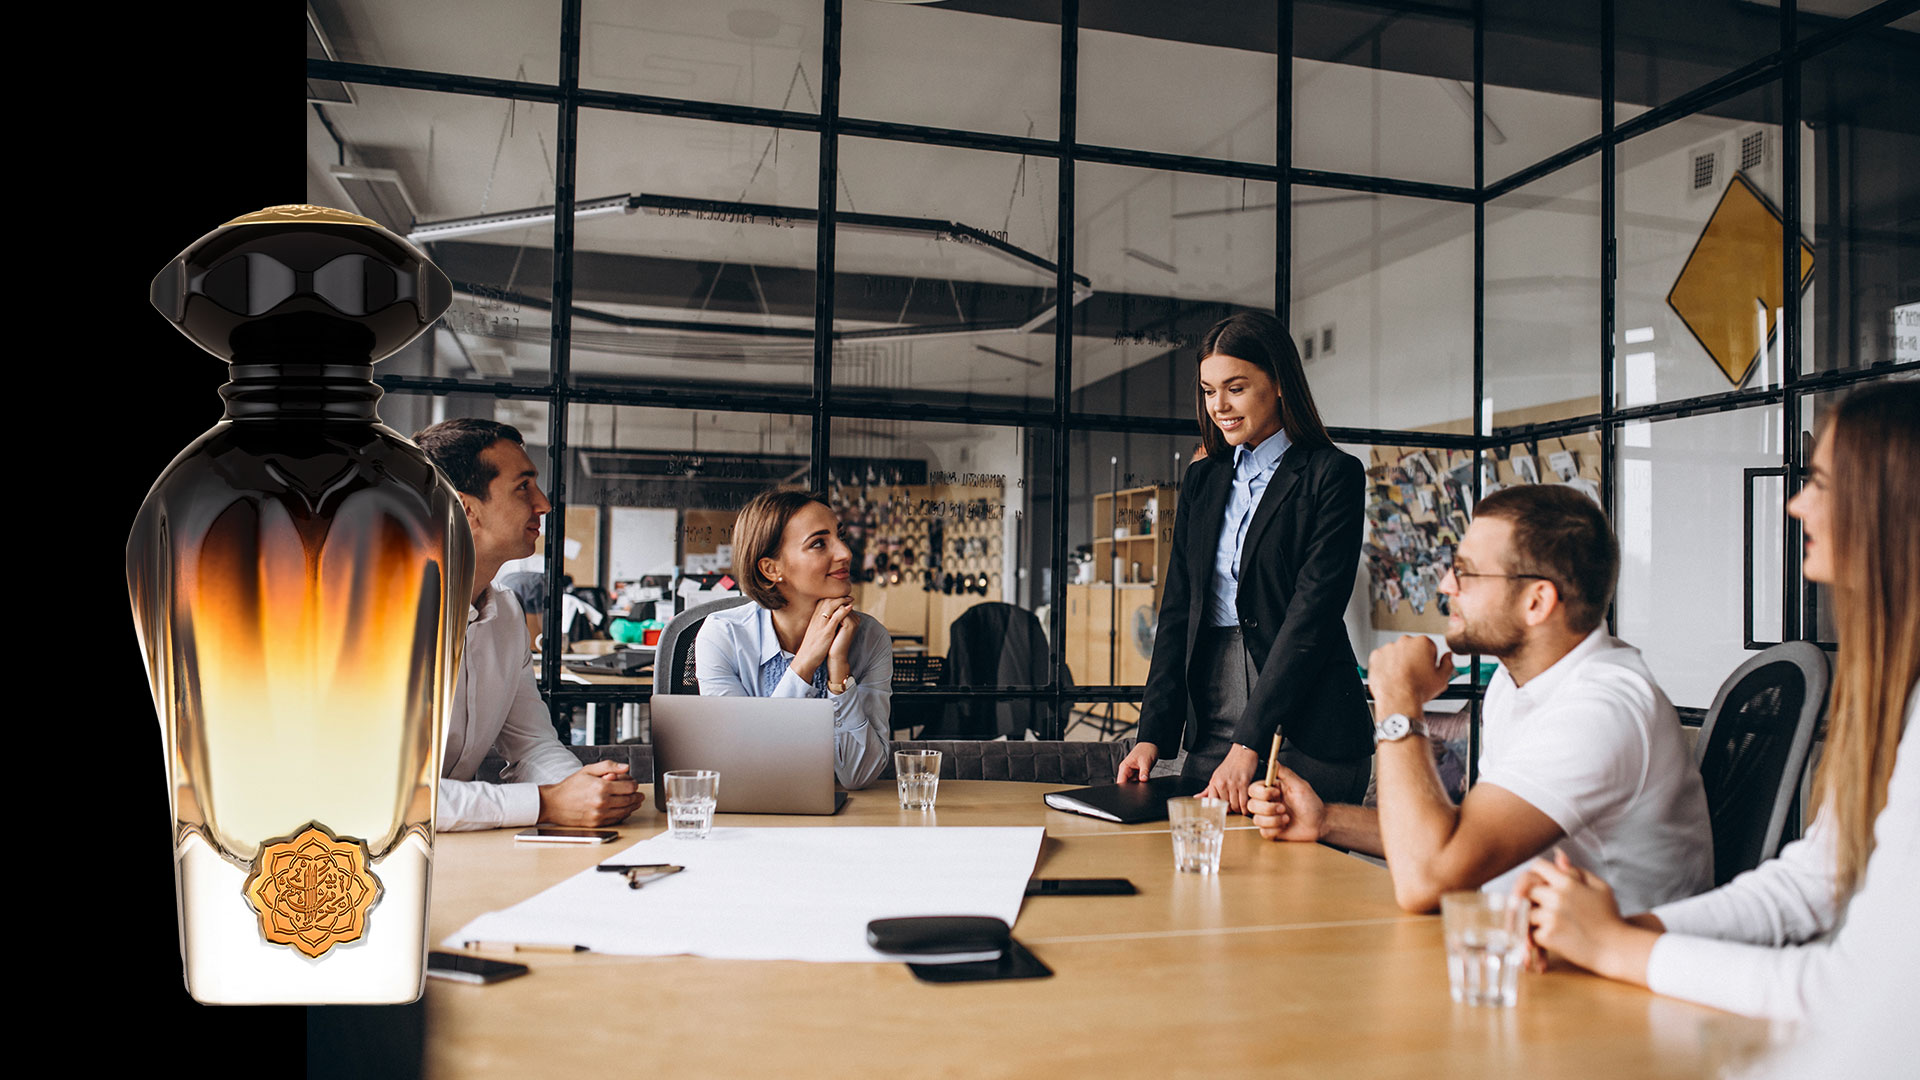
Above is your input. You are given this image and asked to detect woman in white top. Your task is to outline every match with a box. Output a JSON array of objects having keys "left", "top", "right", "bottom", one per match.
[
  {"left": 694, "top": 488, "right": 892, "bottom": 790},
  {"left": 1517, "top": 380, "right": 1919, "bottom": 1022}
]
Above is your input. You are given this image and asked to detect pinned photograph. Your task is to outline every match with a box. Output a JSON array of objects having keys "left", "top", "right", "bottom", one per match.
[
  {"left": 1563, "top": 476, "right": 1604, "bottom": 505},
  {"left": 1401, "top": 451, "right": 1437, "bottom": 486},
  {"left": 1548, "top": 449, "right": 1578, "bottom": 482},
  {"left": 1511, "top": 453, "right": 1540, "bottom": 485}
]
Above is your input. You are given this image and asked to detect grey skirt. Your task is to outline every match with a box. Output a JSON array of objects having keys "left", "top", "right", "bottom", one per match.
[{"left": 1180, "top": 626, "right": 1370, "bottom": 805}]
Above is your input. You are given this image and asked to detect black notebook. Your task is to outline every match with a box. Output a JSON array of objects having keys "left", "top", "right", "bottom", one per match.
[{"left": 1042, "top": 776, "right": 1206, "bottom": 824}]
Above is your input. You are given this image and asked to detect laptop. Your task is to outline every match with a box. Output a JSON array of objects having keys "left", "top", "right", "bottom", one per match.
[{"left": 649, "top": 696, "right": 849, "bottom": 815}]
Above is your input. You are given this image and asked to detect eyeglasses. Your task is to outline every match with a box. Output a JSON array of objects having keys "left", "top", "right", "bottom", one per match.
[{"left": 1442, "top": 566, "right": 1554, "bottom": 587}]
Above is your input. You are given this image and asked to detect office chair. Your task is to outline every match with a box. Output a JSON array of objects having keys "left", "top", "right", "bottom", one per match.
[
  {"left": 881, "top": 739, "right": 1136, "bottom": 786},
  {"left": 1694, "top": 641, "right": 1829, "bottom": 886},
  {"left": 650, "top": 596, "right": 752, "bottom": 695},
  {"left": 925, "top": 602, "right": 1057, "bottom": 739}
]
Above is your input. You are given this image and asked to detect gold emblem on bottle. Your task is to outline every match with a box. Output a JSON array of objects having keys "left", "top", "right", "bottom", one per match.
[{"left": 242, "top": 822, "right": 384, "bottom": 958}]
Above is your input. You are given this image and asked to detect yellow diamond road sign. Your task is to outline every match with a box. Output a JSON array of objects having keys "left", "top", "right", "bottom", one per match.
[{"left": 1666, "top": 173, "right": 1814, "bottom": 386}]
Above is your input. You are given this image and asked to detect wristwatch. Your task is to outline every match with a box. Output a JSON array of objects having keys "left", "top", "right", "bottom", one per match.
[{"left": 1372, "top": 713, "right": 1429, "bottom": 744}]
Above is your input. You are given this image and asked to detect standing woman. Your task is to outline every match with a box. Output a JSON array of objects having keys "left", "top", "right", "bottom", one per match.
[
  {"left": 695, "top": 488, "right": 892, "bottom": 790},
  {"left": 1117, "top": 312, "right": 1372, "bottom": 811},
  {"left": 1516, "top": 381, "right": 1918, "bottom": 1027}
]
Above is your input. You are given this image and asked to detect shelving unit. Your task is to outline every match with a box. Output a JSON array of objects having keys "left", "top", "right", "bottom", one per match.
[
  {"left": 1069, "top": 484, "right": 1179, "bottom": 733},
  {"left": 1088, "top": 485, "right": 1176, "bottom": 586}
]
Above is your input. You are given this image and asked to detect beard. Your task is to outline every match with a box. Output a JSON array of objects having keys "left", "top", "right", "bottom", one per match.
[{"left": 1445, "top": 607, "right": 1526, "bottom": 657}]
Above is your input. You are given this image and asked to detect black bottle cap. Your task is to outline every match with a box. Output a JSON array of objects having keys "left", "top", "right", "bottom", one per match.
[{"left": 151, "top": 204, "right": 453, "bottom": 363}]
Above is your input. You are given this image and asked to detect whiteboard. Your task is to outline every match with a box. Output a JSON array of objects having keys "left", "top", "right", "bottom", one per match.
[{"left": 607, "top": 507, "right": 679, "bottom": 580}]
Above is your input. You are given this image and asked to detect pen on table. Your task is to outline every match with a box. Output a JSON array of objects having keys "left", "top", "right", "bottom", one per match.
[{"left": 464, "top": 941, "right": 589, "bottom": 954}]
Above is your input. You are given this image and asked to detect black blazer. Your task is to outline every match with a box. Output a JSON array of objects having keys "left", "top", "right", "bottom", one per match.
[{"left": 1136, "top": 442, "right": 1372, "bottom": 763}]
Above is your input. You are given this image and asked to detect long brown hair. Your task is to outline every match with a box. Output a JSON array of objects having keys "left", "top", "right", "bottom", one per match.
[
  {"left": 1812, "top": 380, "right": 1920, "bottom": 902},
  {"left": 1194, "top": 311, "right": 1333, "bottom": 461}
]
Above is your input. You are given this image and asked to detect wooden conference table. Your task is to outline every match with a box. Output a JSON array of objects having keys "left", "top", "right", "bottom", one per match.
[{"left": 426, "top": 781, "right": 1762, "bottom": 1078}]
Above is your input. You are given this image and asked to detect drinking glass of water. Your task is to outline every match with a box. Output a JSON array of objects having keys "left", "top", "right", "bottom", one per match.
[
  {"left": 663, "top": 770, "right": 719, "bottom": 840},
  {"left": 1168, "top": 797, "right": 1227, "bottom": 873},
  {"left": 895, "top": 750, "right": 941, "bottom": 810},
  {"left": 1441, "top": 892, "right": 1530, "bottom": 1006}
]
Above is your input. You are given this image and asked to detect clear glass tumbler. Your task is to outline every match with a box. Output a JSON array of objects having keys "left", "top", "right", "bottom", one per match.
[
  {"left": 895, "top": 750, "right": 942, "bottom": 810},
  {"left": 663, "top": 770, "right": 719, "bottom": 839},
  {"left": 1441, "top": 891, "right": 1530, "bottom": 1006},
  {"left": 1168, "top": 797, "right": 1227, "bottom": 873}
]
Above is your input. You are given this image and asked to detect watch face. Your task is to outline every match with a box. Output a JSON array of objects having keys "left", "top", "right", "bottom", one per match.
[{"left": 1376, "top": 714, "right": 1410, "bottom": 742}]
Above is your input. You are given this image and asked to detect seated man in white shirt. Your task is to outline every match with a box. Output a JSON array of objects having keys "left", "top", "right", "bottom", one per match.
[
  {"left": 1250, "top": 484, "right": 1712, "bottom": 914},
  {"left": 414, "top": 419, "right": 641, "bottom": 831}
]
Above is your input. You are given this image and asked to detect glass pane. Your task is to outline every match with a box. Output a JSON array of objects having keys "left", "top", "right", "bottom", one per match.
[
  {"left": 1293, "top": 188, "right": 1475, "bottom": 431},
  {"left": 1066, "top": 430, "right": 1200, "bottom": 693},
  {"left": 381, "top": 390, "right": 565, "bottom": 584},
  {"left": 307, "top": 0, "right": 560, "bottom": 84},
  {"left": 1356, "top": 439, "right": 1476, "bottom": 658},
  {"left": 1072, "top": 164, "right": 1277, "bottom": 418},
  {"left": 1482, "top": 0, "right": 1603, "bottom": 185},
  {"left": 1485, "top": 155, "right": 1603, "bottom": 429},
  {"left": 563, "top": 402, "right": 813, "bottom": 615},
  {"left": 827, "top": 418, "right": 1054, "bottom": 696},
  {"left": 570, "top": 110, "right": 818, "bottom": 396},
  {"left": 1077, "top": 8, "right": 1278, "bottom": 163},
  {"left": 307, "top": 85, "right": 558, "bottom": 388},
  {"left": 1614, "top": 0, "right": 1781, "bottom": 124},
  {"left": 1804, "top": 32, "right": 1920, "bottom": 375},
  {"left": 1064, "top": 699, "right": 1150, "bottom": 746},
  {"left": 833, "top": 137, "right": 1061, "bottom": 412},
  {"left": 1615, "top": 406, "right": 1786, "bottom": 710},
  {"left": 1616, "top": 82, "right": 1796, "bottom": 408},
  {"left": 580, "top": 0, "right": 823, "bottom": 113},
  {"left": 1292, "top": 1, "right": 1474, "bottom": 187},
  {"left": 842, "top": 0, "right": 1060, "bottom": 140}
]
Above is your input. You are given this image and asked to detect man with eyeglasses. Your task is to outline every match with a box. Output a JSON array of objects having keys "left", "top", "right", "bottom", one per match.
[{"left": 1250, "top": 484, "right": 1712, "bottom": 914}]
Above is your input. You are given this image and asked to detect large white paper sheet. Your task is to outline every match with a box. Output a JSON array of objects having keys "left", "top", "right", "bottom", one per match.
[{"left": 443, "top": 826, "right": 1045, "bottom": 963}]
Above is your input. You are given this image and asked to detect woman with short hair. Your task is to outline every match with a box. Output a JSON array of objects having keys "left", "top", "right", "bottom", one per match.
[{"left": 694, "top": 488, "right": 892, "bottom": 790}]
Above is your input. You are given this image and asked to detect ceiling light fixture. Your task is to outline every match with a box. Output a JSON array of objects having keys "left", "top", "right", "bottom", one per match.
[{"left": 407, "top": 195, "right": 637, "bottom": 243}]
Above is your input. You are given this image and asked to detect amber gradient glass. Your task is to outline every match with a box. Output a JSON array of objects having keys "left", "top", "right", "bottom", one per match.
[{"left": 130, "top": 206, "right": 470, "bottom": 1004}]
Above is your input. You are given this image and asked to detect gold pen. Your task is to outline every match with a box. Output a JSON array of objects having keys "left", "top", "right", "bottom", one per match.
[{"left": 1265, "top": 732, "right": 1284, "bottom": 789}]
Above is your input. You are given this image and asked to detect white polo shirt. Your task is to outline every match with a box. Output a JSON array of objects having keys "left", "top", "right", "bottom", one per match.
[{"left": 1477, "top": 627, "right": 1714, "bottom": 914}]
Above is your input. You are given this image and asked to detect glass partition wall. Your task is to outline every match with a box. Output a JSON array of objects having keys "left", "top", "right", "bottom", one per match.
[{"left": 307, "top": 0, "right": 1916, "bottom": 750}]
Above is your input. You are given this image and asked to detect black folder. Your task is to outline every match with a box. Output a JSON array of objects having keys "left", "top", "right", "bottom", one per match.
[{"left": 1042, "top": 776, "right": 1206, "bottom": 824}]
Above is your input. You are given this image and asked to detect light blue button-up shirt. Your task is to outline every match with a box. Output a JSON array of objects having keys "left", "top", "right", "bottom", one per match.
[
  {"left": 691, "top": 601, "right": 892, "bottom": 789},
  {"left": 1210, "top": 429, "right": 1291, "bottom": 627}
]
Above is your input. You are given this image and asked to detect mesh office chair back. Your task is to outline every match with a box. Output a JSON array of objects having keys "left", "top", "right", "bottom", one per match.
[
  {"left": 1693, "top": 641, "right": 1829, "bottom": 886},
  {"left": 650, "top": 595, "right": 752, "bottom": 696}
]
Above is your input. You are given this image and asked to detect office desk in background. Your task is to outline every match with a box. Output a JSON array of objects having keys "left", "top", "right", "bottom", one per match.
[{"left": 427, "top": 782, "right": 1762, "bottom": 1078}]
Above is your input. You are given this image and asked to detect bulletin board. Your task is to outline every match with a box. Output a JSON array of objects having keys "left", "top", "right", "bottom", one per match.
[
  {"left": 682, "top": 509, "right": 740, "bottom": 575},
  {"left": 1364, "top": 432, "right": 1603, "bottom": 633},
  {"left": 529, "top": 505, "right": 601, "bottom": 587}
]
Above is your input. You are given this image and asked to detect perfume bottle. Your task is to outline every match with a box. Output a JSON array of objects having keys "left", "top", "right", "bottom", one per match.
[{"left": 130, "top": 204, "right": 470, "bottom": 1004}]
